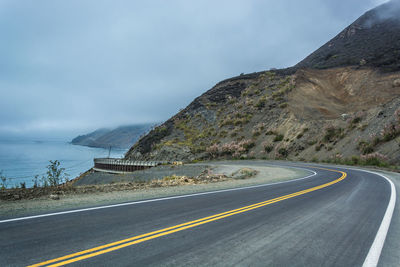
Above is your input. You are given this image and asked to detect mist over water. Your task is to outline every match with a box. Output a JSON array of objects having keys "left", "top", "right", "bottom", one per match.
[{"left": 0, "top": 138, "right": 126, "bottom": 188}]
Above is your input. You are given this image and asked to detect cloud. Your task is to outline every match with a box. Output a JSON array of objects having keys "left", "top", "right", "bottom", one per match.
[{"left": 0, "top": 0, "right": 384, "bottom": 138}]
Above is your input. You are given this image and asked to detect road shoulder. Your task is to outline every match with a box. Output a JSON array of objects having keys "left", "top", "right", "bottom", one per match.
[
  {"left": 0, "top": 163, "right": 309, "bottom": 219},
  {"left": 376, "top": 170, "right": 400, "bottom": 267}
]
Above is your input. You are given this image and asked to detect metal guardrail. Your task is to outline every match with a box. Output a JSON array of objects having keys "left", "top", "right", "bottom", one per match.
[{"left": 93, "top": 158, "right": 162, "bottom": 173}]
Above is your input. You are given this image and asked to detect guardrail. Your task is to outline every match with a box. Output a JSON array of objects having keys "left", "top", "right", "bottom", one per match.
[{"left": 93, "top": 158, "right": 162, "bottom": 173}]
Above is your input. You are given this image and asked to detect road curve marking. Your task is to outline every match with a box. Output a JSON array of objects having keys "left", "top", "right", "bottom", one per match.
[{"left": 28, "top": 167, "right": 346, "bottom": 267}]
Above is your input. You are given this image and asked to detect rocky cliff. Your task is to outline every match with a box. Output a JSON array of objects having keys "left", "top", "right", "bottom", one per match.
[{"left": 72, "top": 124, "right": 153, "bottom": 149}]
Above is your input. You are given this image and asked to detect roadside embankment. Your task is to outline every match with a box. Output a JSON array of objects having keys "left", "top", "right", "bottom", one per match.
[{"left": 0, "top": 162, "right": 307, "bottom": 218}]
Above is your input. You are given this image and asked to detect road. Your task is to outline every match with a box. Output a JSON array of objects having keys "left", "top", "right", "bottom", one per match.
[{"left": 0, "top": 162, "right": 396, "bottom": 266}]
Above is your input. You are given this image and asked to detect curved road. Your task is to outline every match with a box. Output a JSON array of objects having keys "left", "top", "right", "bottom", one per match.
[{"left": 0, "top": 162, "right": 396, "bottom": 266}]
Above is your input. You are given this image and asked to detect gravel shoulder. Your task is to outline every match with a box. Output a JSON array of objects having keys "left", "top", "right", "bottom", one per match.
[
  {"left": 0, "top": 162, "right": 308, "bottom": 219},
  {"left": 375, "top": 170, "right": 400, "bottom": 267}
]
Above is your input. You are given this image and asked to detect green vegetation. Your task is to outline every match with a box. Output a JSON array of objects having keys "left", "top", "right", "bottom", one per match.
[
  {"left": 273, "top": 134, "right": 284, "bottom": 142},
  {"left": 277, "top": 147, "right": 289, "bottom": 158},
  {"left": 264, "top": 145, "right": 273, "bottom": 153},
  {"left": 323, "top": 126, "right": 344, "bottom": 142},
  {"left": 307, "top": 140, "right": 317, "bottom": 145},
  {"left": 43, "top": 160, "right": 70, "bottom": 187},
  {"left": 219, "top": 130, "right": 228, "bottom": 138},
  {"left": 155, "top": 126, "right": 168, "bottom": 135},
  {"left": 358, "top": 140, "right": 374, "bottom": 154},
  {"left": 1, "top": 160, "right": 70, "bottom": 189},
  {"left": 279, "top": 103, "right": 288, "bottom": 109},
  {"left": 255, "top": 96, "right": 267, "bottom": 109},
  {"left": 322, "top": 153, "right": 390, "bottom": 168},
  {"left": 315, "top": 143, "right": 324, "bottom": 151},
  {"left": 0, "top": 171, "right": 7, "bottom": 190}
]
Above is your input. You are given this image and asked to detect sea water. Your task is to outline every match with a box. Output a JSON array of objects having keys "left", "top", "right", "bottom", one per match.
[{"left": 0, "top": 139, "right": 127, "bottom": 188}]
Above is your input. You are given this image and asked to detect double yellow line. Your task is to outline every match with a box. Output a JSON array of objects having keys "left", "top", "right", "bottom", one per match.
[{"left": 29, "top": 167, "right": 346, "bottom": 267}]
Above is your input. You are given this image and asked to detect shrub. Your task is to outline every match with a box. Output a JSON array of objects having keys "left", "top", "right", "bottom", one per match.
[
  {"left": 263, "top": 142, "right": 273, "bottom": 153},
  {"left": 43, "top": 160, "right": 69, "bottom": 186},
  {"left": 272, "top": 91, "right": 284, "bottom": 99},
  {"left": 308, "top": 140, "right": 317, "bottom": 145},
  {"left": 0, "top": 171, "right": 7, "bottom": 190},
  {"left": 360, "top": 153, "right": 389, "bottom": 167},
  {"left": 381, "top": 123, "right": 400, "bottom": 142},
  {"left": 315, "top": 143, "right": 324, "bottom": 151},
  {"left": 242, "top": 140, "right": 256, "bottom": 150},
  {"left": 329, "top": 153, "right": 343, "bottom": 164},
  {"left": 206, "top": 139, "right": 255, "bottom": 158},
  {"left": 323, "top": 125, "right": 344, "bottom": 142},
  {"left": 351, "top": 156, "right": 360, "bottom": 165},
  {"left": 358, "top": 140, "right": 374, "bottom": 154},
  {"left": 273, "top": 134, "right": 284, "bottom": 142},
  {"left": 255, "top": 97, "right": 267, "bottom": 109},
  {"left": 278, "top": 148, "right": 289, "bottom": 158},
  {"left": 279, "top": 103, "right": 288, "bottom": 109},
  {"left": 156, "top": 126, "right": 168, "bottom": 134},
  {"left": 219, "top": 130, "right": 228, "bottom": 138},
  {"left": 352, "top": 117, "right": 362, "bottom": 124}
]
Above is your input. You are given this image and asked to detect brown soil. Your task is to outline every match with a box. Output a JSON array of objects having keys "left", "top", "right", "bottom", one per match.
[{"left": 290, "top": 67, "right": 400, "bottom": 120}]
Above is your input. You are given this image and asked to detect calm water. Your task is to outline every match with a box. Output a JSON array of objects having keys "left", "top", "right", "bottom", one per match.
[{"left": 0, "top": 139, "right": 126, "bottom": 188}]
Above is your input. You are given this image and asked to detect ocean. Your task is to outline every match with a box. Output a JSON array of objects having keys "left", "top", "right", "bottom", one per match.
[{"left": 0, "top": 139, "right": 127, "bottom": 188}]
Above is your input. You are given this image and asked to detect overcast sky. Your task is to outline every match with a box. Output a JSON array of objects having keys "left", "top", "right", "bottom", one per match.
[{"left": 0, "top": 0, "right": 389, "bottom": 139}]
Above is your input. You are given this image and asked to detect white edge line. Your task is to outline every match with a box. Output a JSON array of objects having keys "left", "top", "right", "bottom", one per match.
[
  {"left": 347, "top": 168, "right": 396, "bottom": 267},
  {"left": 288, "top": 163, "right": 396, "bottom": 267},
  {"left": 0, "top": 167, "right": 317, "bottom": 224}
]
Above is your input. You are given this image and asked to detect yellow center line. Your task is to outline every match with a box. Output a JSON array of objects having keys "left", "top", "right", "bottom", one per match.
[{"left": 28, "top": 167, "right": 346, "bottom": 267}]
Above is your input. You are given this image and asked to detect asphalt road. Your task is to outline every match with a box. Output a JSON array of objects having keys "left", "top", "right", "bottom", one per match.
[{"left": 0, "top": 162, "right": 396, "bottom": 267}]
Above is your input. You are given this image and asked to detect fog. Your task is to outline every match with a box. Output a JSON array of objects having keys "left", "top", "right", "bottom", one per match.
[{"left": 0, "top": 0, "right": 389, "bottom": 139}]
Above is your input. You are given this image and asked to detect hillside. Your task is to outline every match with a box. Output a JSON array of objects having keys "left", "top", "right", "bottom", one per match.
[
  {"left": 72, "top": 124, "right": 153, "bottom": 149},
  {"left": 125, "top": 2, "right": 400, "bottom": 165},
  {"left": 296, "top": 0, "right": 400, "bottom": 72}
]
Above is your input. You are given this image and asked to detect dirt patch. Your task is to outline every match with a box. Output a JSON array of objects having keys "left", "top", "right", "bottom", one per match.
[
  {"left": 74, "top": 164, "right": 209, "bottom": 186},
  {"left": 289, "top": 67, "right": 400, "bottom": 120},
  {"left": 0, "top": 165, "right": 223, "bottom": 201}
]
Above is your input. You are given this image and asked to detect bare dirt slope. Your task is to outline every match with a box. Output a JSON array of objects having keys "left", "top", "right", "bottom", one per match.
[{"left": 290, "top": 68, "right": 400, "bottom": 119}]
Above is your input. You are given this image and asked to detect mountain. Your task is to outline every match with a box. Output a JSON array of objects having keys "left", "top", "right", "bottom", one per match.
[
  {"left": 295, "top": 0, "right": 400, "bottom": 72},
  {"left": 72, "top": 124, "right": 153, "bottom": 149},
  {"left": 125, "top": 2, "right": 400, "bottom": 165}
]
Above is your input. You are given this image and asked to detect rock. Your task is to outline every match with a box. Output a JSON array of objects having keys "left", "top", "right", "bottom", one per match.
[
  {"left": 393, "top": 79, "right": 400, "bottom": 87},
  {"left": 341, "top": 114, "right": 350, "bottom": 120},
  {"left": 49, "top": 194, "right": 60, "bottom": 200},
  {"left": 13, "top": 194, "right": 20, "bottom": 200}
]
